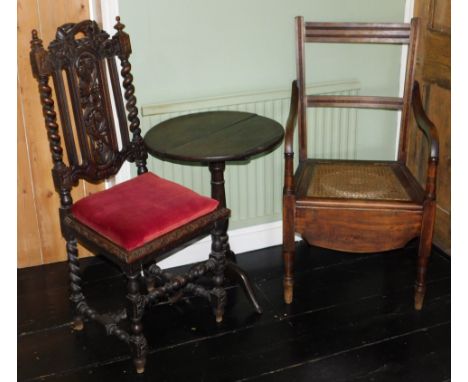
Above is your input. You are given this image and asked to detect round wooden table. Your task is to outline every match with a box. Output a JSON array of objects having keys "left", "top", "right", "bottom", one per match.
[{"left": 144, "top": 111, "right": 285, "bottom": 314}]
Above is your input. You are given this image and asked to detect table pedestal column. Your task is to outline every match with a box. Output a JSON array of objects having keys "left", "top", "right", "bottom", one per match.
[{"left": 209, "top": 161, "right": 263, "bottom": 314}]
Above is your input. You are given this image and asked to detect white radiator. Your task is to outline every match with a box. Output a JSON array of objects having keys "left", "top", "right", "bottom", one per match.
[{"left": 140, "top": 80, "right": 360, "bottom": 229}]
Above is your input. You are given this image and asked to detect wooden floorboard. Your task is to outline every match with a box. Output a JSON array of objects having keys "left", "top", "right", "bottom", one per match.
[
  {"left": 17, "top": 242, "right": 450, "bottom": 381},
  {"left": 247, "top": 323, "right": 450, "bottom": 382}
]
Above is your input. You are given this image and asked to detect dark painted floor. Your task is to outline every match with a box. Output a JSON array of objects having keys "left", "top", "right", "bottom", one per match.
[{"left": 18, "top": 241, "right": 450, "bottom": 381}]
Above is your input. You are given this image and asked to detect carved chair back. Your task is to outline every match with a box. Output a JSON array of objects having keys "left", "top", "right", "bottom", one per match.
[
  {"left": 30, "top": 18, "right": 147, "bottom": 209},
  {"left": 295, "top": 17, "right": 420, "bottom": 163}
]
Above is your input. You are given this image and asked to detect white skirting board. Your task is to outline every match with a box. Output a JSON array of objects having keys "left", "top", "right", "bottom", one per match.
[{"left": 157, "top": 220, "right": 299, "bottom": 269}]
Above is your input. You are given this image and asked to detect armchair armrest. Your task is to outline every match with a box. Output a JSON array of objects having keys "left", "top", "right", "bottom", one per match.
[
  {"left": 284, "top": 80, "right": 299, "bottom": 155},
  {"left": 283, "top": 80, "right": 299, "bottom": 195},
  {"left": 412, "top": 81, "right": 439, "bottom": 162},
  {"left": 411, "top": 81, "right": 440, "bottom": 201}
]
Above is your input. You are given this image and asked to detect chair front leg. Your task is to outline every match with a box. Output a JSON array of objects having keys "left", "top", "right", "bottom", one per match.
[
  {"left": 415, "top": 200, "right": 436, "bottom": 310},
  {"left": 210, "top": 223, "right": 227, "bottom": 323},
  {"left": 67, "top": 238, "right": 85, "bottom": 330},
  {"left": 283, "top": 250, "right": 295, "bottom": 305},
  {"left": 282, "top": 195, "right": 296, "bottom": 304},
  {"left": 126, "top": 272, "right": 148, "bottom": 374}
]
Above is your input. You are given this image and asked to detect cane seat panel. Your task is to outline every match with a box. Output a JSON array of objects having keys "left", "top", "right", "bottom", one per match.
[{"left": 306, "top": 162, "right": 411, "bottom": 201}]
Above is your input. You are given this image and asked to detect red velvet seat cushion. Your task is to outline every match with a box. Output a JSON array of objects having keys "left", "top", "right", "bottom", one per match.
[{"left": 71, "top": 172, "right": 219, "bottom": 251}]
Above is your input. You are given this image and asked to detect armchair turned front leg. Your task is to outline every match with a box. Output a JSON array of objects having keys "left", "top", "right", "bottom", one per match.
[
  {"left": 411, "top": 81, "right": 440, "bottom": 311},
  {"left": 415, "top": 199, "right": 437, "bottom": 311},
  {"left": 283, "top": 153, "right": 296, "bottom": 305},
  {"left": 282, "top": 215, "right": 296, "bottom": 304},
  {"left": 283, "top": 252, "right": 295, "bottom": 304}
]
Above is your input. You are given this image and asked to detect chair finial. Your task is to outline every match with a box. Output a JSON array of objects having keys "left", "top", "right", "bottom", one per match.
[
  {"left": 30, "top": 29, "right": 43, "bottom": 49},
  {"left": 114, "top": 16, "right": 125, "bottom": 32}
]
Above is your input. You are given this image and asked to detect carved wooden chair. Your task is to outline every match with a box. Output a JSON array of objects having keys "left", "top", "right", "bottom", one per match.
[
  {"left": 29, "top": 18, "right": 230, "bottom": 374},
  {"left": 283, "top": 17, "right": 439, "bottom": 310}
]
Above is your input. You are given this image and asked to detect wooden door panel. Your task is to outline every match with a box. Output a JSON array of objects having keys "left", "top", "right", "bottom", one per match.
[
  {"left": 427, "top": 85, "right": 451, "bottom": 251},
  {"left": 17, "top": 0, "right": 62, "bottom": 266},
  {"left": 431, "top": 0, "right": 451, "bottom": 32},
  {"left": 422, "top": 31, "right": 450, "bottom": 88},
  {"left": 17, "top": 0, "right": 104, "bottom": 266},
  {"left": 18, "top": 80, "right": 43, "bottom": 267},
  {"left": 427, "top": 85, "right": 450, "bottom": 210}
]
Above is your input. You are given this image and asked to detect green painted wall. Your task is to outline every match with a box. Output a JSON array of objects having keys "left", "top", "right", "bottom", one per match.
[
  {"left": 120, "top": 0, "right": 406, "bottom": 160},
  {"left": 119, "top": 0, "right": 407, "bottom": 228}
]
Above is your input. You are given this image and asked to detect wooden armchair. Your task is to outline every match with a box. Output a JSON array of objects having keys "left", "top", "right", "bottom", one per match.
[
  {"left": 29, "top": 18, "right": 230, "bottom": 374},
  {"left": 283, "top": 17, "right": 439, "bottom": 310}
]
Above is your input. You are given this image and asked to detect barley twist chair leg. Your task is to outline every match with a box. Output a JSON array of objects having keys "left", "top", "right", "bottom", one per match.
[
  {"left": 126, "top": 273, "right": 148, "bottom": 374},
  {"left": 67, "top": 238, "right": 85, "bottom": 330}
]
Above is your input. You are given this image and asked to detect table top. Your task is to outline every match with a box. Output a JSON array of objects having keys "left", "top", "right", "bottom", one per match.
[{"left": 144, "top": 111, "right": 284, "bottom": 163}]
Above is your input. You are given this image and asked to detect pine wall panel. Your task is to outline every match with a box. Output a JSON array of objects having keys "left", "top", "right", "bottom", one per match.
[{"left": 17, "top": 0, "right": 104, "bottom": 267}]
